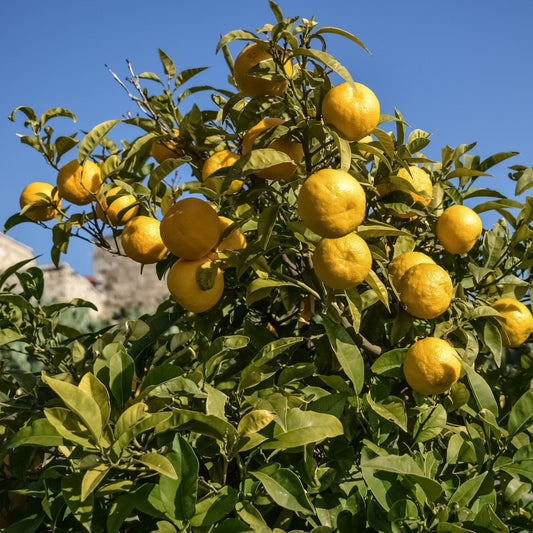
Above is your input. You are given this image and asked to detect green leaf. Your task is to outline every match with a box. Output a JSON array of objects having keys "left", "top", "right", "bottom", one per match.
[
  {"left": 515, "top": 167, "right": 533, "bottom": 195},
  {"left": 0, "top": 328, "right": 24, "bottom": 346},
  {"left": 323, "top": 317, "right": 364, "bottom": 394},
  {"left": 371, "top": 349, "right": 406, "bottom": 378},
  {"left": 148, "top": 157, "right": 189, "bottom": 189},
  {"left": 246, "top": 279, "right": 297, "bottom": 306},
  {"left": 478, "top": 151, "right": 518, "bottom": 172},
  {"left": 314, "top": 26, "right": 370, "bottom": 53},
  {"left": 159, "top": 435, "right": 199, "bottom": 521},
  {"left": 253, "top": 336, "right": 303, "bottom": 367},
  {"left": 44, "top": 407, "right": 95, "bottom": 448},
  {"left": 449, "top": 472, "right": 487, "bottom": 507},
  {"left": 55, "top": 135, "right": 79, "bottom": 159},
  {"left": 237, "top": 410, "right": 276, "bottom": 435},
  {"left": 190, "top": 486, "right": 239, "bottom": 528},
  {"left": 366, "top": 393, "right": 407, "bottom": 432},
  {"left": 257, "top": 204, "right": 279, "bottom": 250},
  {"left": 39, "top": 107, "right": 76, "bottom": 127},
  {"left": 78, "top": 373, "right": 110, "bottom": 429},
  {"left": 42, "top": 374, "right": 103, "bottom": 442},
  {"left": 9, "top": 418, "right": 63, "bottom": 448},
  {"left": 216, "top": 30, "right": 260, "bottom": 53},
  {"left": 0, "top": 257, "right": 36, "bottom": 289},
  {"left": 251, "top": 469, "right": 314, "bottom": 514},
  {"left": 482, "top": 320, "right": 502, "bottom": 366},
  {"left": 293, "top": 48, "right": 353, "bottom": 83},
  {"left": 62, "top": 474, "right": 93, "bottom": 531},
  {"left": 465, "top": 366, "right": 498, "bottom": 418},
  {"left": 413, "top": 404, "right": 447, "bottom": 443},
  {"left": 373, "top": 128, "right": 395, "bottom": 159},
  {"left": 77, "top": 119, "right": 120, "bottom": 162},
  {"left": 364, "top": 269, "right": 390, "bottom": 311},
  {"left": 508, "top": 389, "right": 533, "bottom": 436},
  {"left": 361, "top": 454, "right": 442, "bottom": 501},
  {"left": 175, "top": 66, "right": 209, "bottom": 89},
  {"left": 357, "top": 221, "right": 412, "bottom": 239},
  {"left": 261, "top": 408, "right": 343, "bottom": 449},
  {"left": 9, "top": 105, "right": 37, "bottom": 123},
  {"left": 81, "top": 464, "right": 110, "bottom": 502},
  {"left": 331, "top": 131, "right": 351, "bottom": 171},
  {"left": 158, "top": 49, "right": 176, "bottom": 78},
  {"left": 138, "top": 452, "right": 178, "bottom": 479},
  {"left": 109, "top": 348, "right": 135, "bottom": 405}
]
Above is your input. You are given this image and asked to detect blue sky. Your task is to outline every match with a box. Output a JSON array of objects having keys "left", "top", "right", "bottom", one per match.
[{"left": 1, "top": 0, "right": 532, "bottom": 275}]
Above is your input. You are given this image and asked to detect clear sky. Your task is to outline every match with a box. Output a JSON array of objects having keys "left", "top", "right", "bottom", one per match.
[{"left": 1, "top": 0, "right": 532, "bottom": 275}]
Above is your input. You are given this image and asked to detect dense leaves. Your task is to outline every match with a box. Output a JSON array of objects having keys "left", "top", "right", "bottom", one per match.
[{"left": 1, "top": 2, "right": 533, "bottom": 532}]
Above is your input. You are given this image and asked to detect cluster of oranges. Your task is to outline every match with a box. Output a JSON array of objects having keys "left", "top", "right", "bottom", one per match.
[{"left": 17, "top": 41, "right": 533, "bottom": 397}]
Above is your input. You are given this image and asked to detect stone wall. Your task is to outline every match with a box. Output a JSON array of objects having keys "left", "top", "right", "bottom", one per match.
[
  {"left": 92, "top": 243, "right": 169, "bottom": 319},
  {"left": 0, "top": 234, "right": 168, "bottom": 319}
]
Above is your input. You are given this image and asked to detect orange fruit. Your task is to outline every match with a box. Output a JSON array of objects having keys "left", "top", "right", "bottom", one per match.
[
  {"left": 151, "top": 129, "right": 182, "bottom": 164},
  {"left": 217, "top": 216, "right": 247, "bottom": 251},
  {"left": 377, "top": 166, "right": 433, "bottom": 218},
  {"left": 321, "top": 82, "right": 380, "bottom": 142},
  {"left": 159, "top": 197, "right": 221, "bottom": 260},
  {"left": 491, "top": 298, "right": 533, "bottom": 347},
  {"left": 357, "top": 134, "right": 373, "bottom": 158},
  {"left": 167, "top": 256, "right": 224, "bottom": 313},
  {"left": 297, "top": 168, "right": 366, "bottom": 238},
  {"left": 19, "top": 182, "right": 61, "bottom": 221},
  {"left": 388, "top": 251, "right": 435, "bottom": 289},
  {"left": 121, "top": 216, "right": 168, "bottom": 264},
  {"left": 233, "top": 43, "right": 292, "bottom": 98},
  {"left": 56, "top": 159, "right": 102, "bottom": 205},
  {"left": 242, "top": 118, "right": 303, "bottom": 181},
  {"left": 95, "top": 186, "right": 138, "bottom": 226},
  {"left": 403, "top": 337, "right": 461, "bottom": 395},
  {"left": 313, "top": 233, "right": 372, "bottom": 289},
  {"left": 201, "top": 150, "right": 243, "bottom": 194},
  {"left": 436, "top": 205, "right": 482, "bottom": 254},
  {"left": 398, "top": 263, "right": 453, "bottom": 319}
]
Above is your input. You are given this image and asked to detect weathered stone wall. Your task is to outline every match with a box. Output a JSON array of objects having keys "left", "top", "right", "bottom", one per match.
[
  {"left": 40, "top": 263, "right": 106, "bottom": 318},
  {"left": 92, "top": 243, "right": 169, "bottom": 319},
  {"left": 0, "top": 234, "right": 169, "bottom": 319}
]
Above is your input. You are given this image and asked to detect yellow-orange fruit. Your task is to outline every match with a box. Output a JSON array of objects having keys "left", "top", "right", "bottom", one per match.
[
  {"left": 167, "top": 256, "right": 224, "bottom": 313},
  {"left": 95, "top": 186, "right": 138, "bottom": 226},
  {"left": 297, "top": 168, "right": 366, "bottom": 238},
  {"left": 121, "top": 216, "right": 168, "bottom": 264},
  {"left": 436, "top": 205, "right": 483, "bottom": 254},
  {"left": 234, "top": 43, "right": 293, "bottom": 98},
  {"left": 322, "top": 82, "right": 380, "bottom": 142},
  {"left": 57, "top": 160, "right": 102, "bottom": 205},
  {"left": 201, "top": 150, "right": 243, "bottom": 194},
  {"left": 159, "top": 197, "right": 221, "bottom": 260},
  {"left": 19, "top": 182, "right": 61, "bottom": 221},
  {"left": 151, "top": 129, "right": 182, "bottom": 164},
  {"left": 491, "top": 298, "right": 533, "bottom": 347}
]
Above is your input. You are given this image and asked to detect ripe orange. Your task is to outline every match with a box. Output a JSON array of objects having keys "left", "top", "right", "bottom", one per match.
[
  {"left": 233, "top": 43, "right": 292, "bottom": 98},
  {"left": 321, "top": 82, "right": 380, "bottom": 142},
  {"left": 491, "top": 298, "right": 533, "bottom": 347},
  {"left": 217, "top": 216, "right": 247, "bottom": 251},
  {"left": 19, "top": 182, "right": 61, "bottom": 221},
  {"left": 297, "top": 168, "right": 366, "bottom": 238},
  {"left": 242, "top": 118, "right": 303, "bottom": 181},
  {"left": 377, "top": 166, "right": 433, "bottom": 218},
  {"left": 95, "top": 186, "right": 138, "bottom": 226},
  {"left": 403, "top": 337, "right": 461, "bottom": 395},
  {"left": 167, "top": 256, "right": 224, "bottom": 313},
  {"left": 436, "top": 205, "right": 482, "bottom": 254},
  {"left": 398, "top": 263, "right": 453, "bottom": 319},
  {"left": 313, "top": 233, "right": 372, "bottom": 289},
  {"left": 201, "top": 150, "right": 243, "bottom": 194},
  {"left": 159, "top": 197, "right": 221, "bottom": 260},
  {"left": 388, "top": 251, "right": 435, "bottom": 289},
  {"left": 151, "top": 129, "right": 182, "bottom": 164},
  {"left": 121, "top": 216, "right": 168, "bottom": 264},
  {"left": 56, "top": 160, "right": 102, "bottom": 206}
]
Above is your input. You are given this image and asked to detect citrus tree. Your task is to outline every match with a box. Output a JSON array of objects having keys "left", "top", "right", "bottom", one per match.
[{"left": 2, "top": 3, "right": 533, "bottom": 531}]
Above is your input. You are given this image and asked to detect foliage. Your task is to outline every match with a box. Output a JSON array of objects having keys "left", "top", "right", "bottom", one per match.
[{"left": 2, "top": 2, "right": 533, "bottom": 531}]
